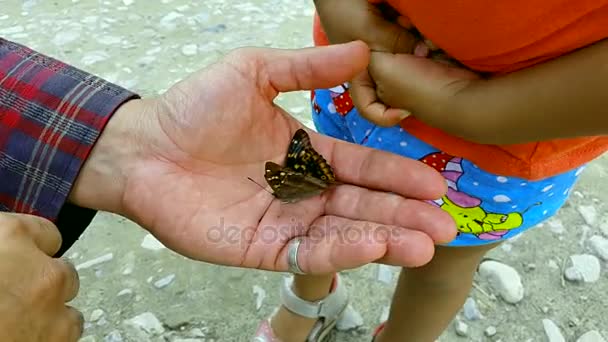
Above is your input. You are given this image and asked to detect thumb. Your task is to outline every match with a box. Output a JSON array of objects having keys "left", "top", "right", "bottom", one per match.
[
  {"left": 254, "top": 41, "right": 370, "bottom": 95},
  {"left": 350, "top": 70, "right": 411, "bottom": 127},
  {"left": 0, "top": 212, "right": 62, "bottom": 256}
]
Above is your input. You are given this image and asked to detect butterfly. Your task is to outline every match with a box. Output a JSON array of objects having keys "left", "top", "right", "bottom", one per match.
[{"left": 262, "top": 129, "right": 340, "bottom": 203}]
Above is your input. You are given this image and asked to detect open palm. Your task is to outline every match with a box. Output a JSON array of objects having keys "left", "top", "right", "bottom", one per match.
[{"left": 119, "top": 42, "right": 456, "bottom": 274}]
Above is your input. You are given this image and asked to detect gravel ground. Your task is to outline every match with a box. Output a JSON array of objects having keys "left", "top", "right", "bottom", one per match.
[{"left": 2, "top": 1, "right": 607, "bottom": 341}]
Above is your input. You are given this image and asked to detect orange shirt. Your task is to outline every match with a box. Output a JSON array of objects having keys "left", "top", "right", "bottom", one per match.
[{"left": 312, "top": 0, "right": 608, "bottom": 180}]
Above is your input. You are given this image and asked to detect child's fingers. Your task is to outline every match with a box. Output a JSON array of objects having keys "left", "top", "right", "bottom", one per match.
[
  {"left": 396, "top": 15, "right": 413, "bottom": 29},
  {"left": 349, "top": 71, "right": 410, "bottom": 127}
]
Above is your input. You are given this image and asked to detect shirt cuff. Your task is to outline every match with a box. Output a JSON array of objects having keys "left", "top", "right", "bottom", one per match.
[{"left": 0, "top": 37, "right": 139, "bottom": 255}]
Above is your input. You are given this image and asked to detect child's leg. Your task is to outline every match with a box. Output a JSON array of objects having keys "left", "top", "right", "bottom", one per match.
[
  {"left": 270, "top": 274, "right": 335, "bottom": 341},
  {"left": 375, "top": 244, "right": 498, "bottom": 342}
]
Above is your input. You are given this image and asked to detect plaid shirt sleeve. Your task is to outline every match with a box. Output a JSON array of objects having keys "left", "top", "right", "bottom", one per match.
[{"left": 0, "top": 37, "right": 139, "bottom": 255}]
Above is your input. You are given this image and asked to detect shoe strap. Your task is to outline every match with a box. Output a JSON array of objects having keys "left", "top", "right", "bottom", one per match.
[{"left": 280, "top": 274, "right": 348, "bottom": 320}]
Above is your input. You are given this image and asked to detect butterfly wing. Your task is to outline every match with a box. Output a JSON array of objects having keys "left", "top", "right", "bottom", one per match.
[
  {"left": 284, "top": 129, "right": 337, "bottom": 184},
  {"left": 264, "top": 161, "right": 329, "bottom": 203}
]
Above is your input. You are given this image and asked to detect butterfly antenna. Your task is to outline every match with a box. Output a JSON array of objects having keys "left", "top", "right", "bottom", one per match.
[{"left": 247, "top": 177, "right": 274, "bottom": 195}]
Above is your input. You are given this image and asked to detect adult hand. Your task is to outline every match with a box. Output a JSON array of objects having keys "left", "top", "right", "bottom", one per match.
[
  {"left": 70, "top": 41, "right": 456, "bottom": 275},
  {"left": 0, "top": 213, "right": 83, "bottom": 342}
]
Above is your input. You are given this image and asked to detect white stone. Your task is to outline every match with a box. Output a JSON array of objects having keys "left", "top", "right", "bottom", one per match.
[
  {"left": 577, "top": 330, "right": 607, "bottom": 342},
  {"left": 463, "top": 297, "right": 482, "bottom": 320},
  {"left": 565, "top": 254, "right": 601, "bottom": 283},
  {"left": 484, "top": 326, "right": 497, "bottom": 337},
  {"left": 76, "top": 253, "right": 113, "bottom": 270},
  {"left": 103, "top": 330, "right": 123, "bottom": 342},
  {"left": 376, "top": 265, "right": 395, "bottom": 284},
  {"left": 336, "top": 304, "right": 364, "bottom": 331},
  {"left": 252, "top": 285, "right": 266, "bottom": 311},
  {"left": 141, "top": 234, "right": 166, "bottom": 251},
  {"left": 153, "top": 274, "right": 175, "bottom": 289},
  {"left": 181, "top": 44, "right": 198, "bottom": 56},
  {"left": 122, "top": 0, "right": 133, "bottom": 5},
  {"left": 542, "top": 319, "right": 566, "bottom": 342},
  {"left": 455, "top": 321, "right": 468, "bottom": 336},
  {"left": 81, "top": 51, "right": 109, "bottom": 66},
  {"left": 117, "top": 289, "right": 133, "bottom": 298},
  {"left": 52, "top": 30, "right": 80, "bottom": 45},
  {"left": 577, "top": 205, "right": 598, "bottom": 225},
  {"left": 478, "top": 260, "right": 524, "bottom": 304},
  {"left": 123, "top": 312, "right": 164, "bottom": 335},
  {"left": 90, "top": 309, "right": 104, "bottom": 322},
  {"left": 548, "top": 219, "right": 565, "bottom": 234},
  {"left": 79, "top": 336, "right": 97, "bottom": 342},
  {"left": 589, "top": 235, "right": 608, "bottom": 261}
]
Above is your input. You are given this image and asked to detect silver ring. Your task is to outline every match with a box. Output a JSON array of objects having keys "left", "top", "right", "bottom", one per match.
[{"left": 287, "top": 237, "right": 306, "bottom": 274}]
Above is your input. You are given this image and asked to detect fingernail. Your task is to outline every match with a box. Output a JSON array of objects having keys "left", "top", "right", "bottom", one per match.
[
  {"left": 398, "top": 110, "right": 411, "bottom": 120},
  {"left": 414, "top": 43, "right": 429, "bottom": 57}
]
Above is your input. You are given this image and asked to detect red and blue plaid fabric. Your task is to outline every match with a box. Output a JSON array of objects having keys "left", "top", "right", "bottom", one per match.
[{"left": 1, "top": 37, "right": 139, "bottom": 254}]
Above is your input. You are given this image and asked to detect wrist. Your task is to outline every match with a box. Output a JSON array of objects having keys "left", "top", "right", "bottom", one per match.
[{"left": 67, "top": 98, "right": 152, "bottom": 216}]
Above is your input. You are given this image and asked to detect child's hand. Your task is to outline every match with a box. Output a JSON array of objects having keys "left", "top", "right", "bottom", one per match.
[
  {"left": 314, "top": 0, "right": 426, "bottom": 54},
  {"left": 351, "top": 51, "right": 485, "bottom": 139}
]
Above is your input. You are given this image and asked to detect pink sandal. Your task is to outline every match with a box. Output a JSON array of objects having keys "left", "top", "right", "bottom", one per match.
[
  {"left": 252, "top": 274, "right": 349, "bottom": 342},
  {"left": 371, "top": 322, "right": 386, "bottom": 341}
]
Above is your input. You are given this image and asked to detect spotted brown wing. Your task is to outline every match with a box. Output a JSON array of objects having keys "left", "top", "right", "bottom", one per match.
[
  {"left": 284, "top": 129, "right": 337, "bottom": 184},
  {"left": 264, "top": 161, "right": 331, "bottom": 203}
]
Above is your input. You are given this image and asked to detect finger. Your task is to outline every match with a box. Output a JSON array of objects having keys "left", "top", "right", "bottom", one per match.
[
  {"left": 0, "top": 213, "right": 62, "bottom": 256},
  {"left": 364, "top": 9, "right": 421, "bottom": 54},
  {"left": 63, "top": 306, "right": 85, "bottom": 342},
  {"left": 317, "top": 134, "right": 448, "bottom": 200},
  {"left": 349, "top": 70, "right": 410, "bottom": 127},
  {"left": 53, "top": 258, "right": 81, "bottom": 302},
  {"left": 276, "top": 216, "right": 436, "bottom": 274},
  {"left": 255, "top": 41, "right": 370, "bottom": 95},
  {"left": 324, "top": 184, "right": 457, "bottom": 244}
]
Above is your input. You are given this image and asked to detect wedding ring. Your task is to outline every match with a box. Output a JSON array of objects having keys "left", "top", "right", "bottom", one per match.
[{"left": 287, "top": 237, "right": 306, "bottom": 275}]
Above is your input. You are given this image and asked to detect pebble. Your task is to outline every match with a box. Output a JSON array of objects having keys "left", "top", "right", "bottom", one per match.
[
  {"left": 463, "top": 297, "right": 482, "bottom": 321},
  {"left": 376, "top": 265, "right": 395, "bottom": 284},
  {"left": 90, "top": 309, "right": 104, "bottom": 322},
  {"left": 478, "top": 260, "right": 524, "bottom": 304},
  {"left": 117, "top": 288, "right": 133, "bottom": 297},
  {"left": 454, "top": 321, "right": 469, "bottom": 336},
  {"left": 577, "top": 205, "right": 598, "bottom": 226},
  {"left": 485, "top": 326, "right": 497, "bottom": 337},
  {"left": 103, "top": 330, "right": 124, "bottom": 342},
  {"left": 124, "top": 312, "right": 165, "bottom": 335},
  {"left": 600, "top": 219, "right": 608, "bottom": 237},
  {"left": 542, "top": 319, "right": 566, "bottom": 342},
  {"left": 154, "top": 274, "right": 176, "bottom": 289},
  {"left": 181, "top": 44, "right": 198, "bottom": 56},
  {"left": 548, "top": 219, "right": 565, "bottom": 234},
  {"left": 548, "top": 260, "right": 560, "bottom": 269},
  {"left": 122, "top": 0, "right": 133, "bottom": 5},
  {"left": 76, "top": 253, "right": 114, "bottom": 270},
  {"left": 589, "top": 235, "right": 608, "bottom": 261},
  {"left": 336, "top": 304, "right": 364, "bottom": 331},
  {"left": 252, "top": 285, "right": 266, "bottom": 311},
  {"left": 52, "top": 30, "right": 80, "bottom": 45},
  {"left": 80, "top": 336, "right": 96, "bottom": 342},
  {"left": 81, "top": 51, "right": 110, "bottom": 65},
  {"left": 577, "top": 330, "right": 607, "bottom": 342},
  {"left": 141, "top": 234, "right": 166, "bottom": 251},
  {"left": 564, "top": 254, "right": 601, "bottom": 283}
]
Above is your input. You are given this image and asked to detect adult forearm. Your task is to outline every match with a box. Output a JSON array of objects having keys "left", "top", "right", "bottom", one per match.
[
  {"left": 453, "top": 38, "right": 608, "bottom": 144},
  {"left": 0, "top": 37, "right": 139, "bottom": 253}
]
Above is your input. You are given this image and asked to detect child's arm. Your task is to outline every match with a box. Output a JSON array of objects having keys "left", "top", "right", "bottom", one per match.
[
  {"left": 313, "top": 0, "right": 426, "bottom": 54},
  {"left": 364, "top": 39, "right": 608, "bottom": 145}
]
